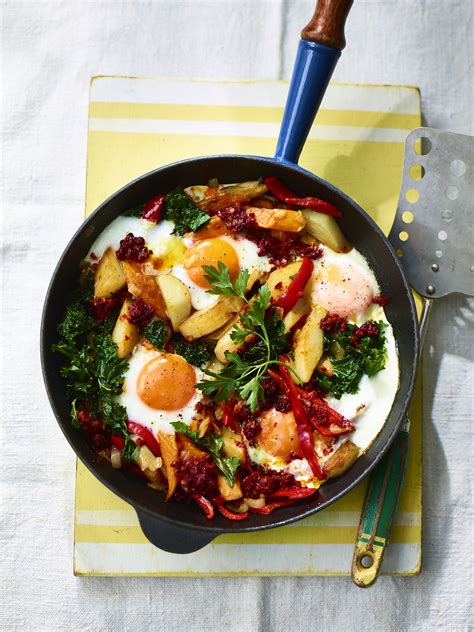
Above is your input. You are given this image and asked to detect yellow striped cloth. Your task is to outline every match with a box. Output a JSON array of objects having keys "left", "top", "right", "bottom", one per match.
[{"left": 75, "top": 78, "right": 422, "bottom": 576}]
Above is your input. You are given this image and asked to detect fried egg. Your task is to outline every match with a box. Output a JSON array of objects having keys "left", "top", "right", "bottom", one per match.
[
  {"left": 86, "top": 216, "right": 183, "bottom": 264},
  {"left": 248, "top": 446, "right": 319, "bottom": 488},
  {"left": 247, "top": 302, "right": 399, "bottom": 473},
  {"left": 244, "top": 408, "right": 318, "bottom": 487},
  {"left": 119, "top": 344, "right": 206, "bottom": 435},
  {"left": 171, "top": 234, "right": 272, "bottom": 310},
  {"left": 310, "top": 246, "right": 379, "bottom": 319},
  {"left": 325, "top": 304, "right": 400, "bottom": 451}
]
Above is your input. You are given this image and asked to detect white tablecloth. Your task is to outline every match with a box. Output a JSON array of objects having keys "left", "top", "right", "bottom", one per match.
[{"left": 1, "top": 1, "right": 473, "bottom": 630}]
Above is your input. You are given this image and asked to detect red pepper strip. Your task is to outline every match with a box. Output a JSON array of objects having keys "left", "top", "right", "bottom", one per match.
[
  {"left": 127, "top": 463, "right": 149, "bottom": 479},
  {"left": 212, "top": 495, "right": 226, "bottom": 506},
  {"left": 285, "top": 196, "right": 341, "bottom": 217},
  {"left": 276, "top": 257, "right": 314, "bottom": 315},
  {"left": 290, "top": 311, "right": 309, "bottom": 334},
  {"left": 111, "top": 435, "right": 125, "bottom": 451},
  {"left": 218, "top": 505, "right": 249, "bottom": 521},
  {"left": 268, "top": 366, "right": 326, "bottom": 480},
  {"left": 271, "top": 487, "right": 317, "bottom": 499},
  {"left": 306, "top": 395, "right": 355, "bottom": 436},
  {"left": 264, "top": 177, "right": 342, "bottom": 217},
  {"left": 127, "top": 421, "right": 161, "bottom": 456},
  {"left": 248, "top": 497, "right": 305, "bottom": 515},
  {"left": 264, "top": 176, "right": 296, "bottom": 200},
  {"left": 194, "top": 495, "right": 215, "bottom": 520},
  {"left": 222, "top": 399, "right": 240, "bottom": 433},
  {"left": 142, "top": 194, "right": 166, "bottom": 222}
]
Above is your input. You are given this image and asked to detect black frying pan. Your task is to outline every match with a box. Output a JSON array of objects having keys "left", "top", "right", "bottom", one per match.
[{"left": 41, "top": 0, "right": 419, "bottom": 554}]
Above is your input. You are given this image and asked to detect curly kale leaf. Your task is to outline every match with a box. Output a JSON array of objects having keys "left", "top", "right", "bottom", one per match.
[
  {"left": 144, "top": 318, "right": 170, "bottom": 350},
  {"left": 163, "top": 188, "right": 210, "bottom": 236},
  {"left": 172, "top": 335, "right": 212, "bottom": 368},
  {"left": 317, "top": 321, "right": 387, "bottom": 399}
]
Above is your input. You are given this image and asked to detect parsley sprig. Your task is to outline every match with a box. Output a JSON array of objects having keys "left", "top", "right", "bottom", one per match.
[
  {"left": 171, "top": 421, "right": 240, "bottom": 487},
  {"left": 196, "top": 262, "right": 298, "bottom": 412}
]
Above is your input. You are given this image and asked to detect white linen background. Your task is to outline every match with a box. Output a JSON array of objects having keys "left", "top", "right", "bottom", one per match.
[{"left": 1, "top": 0, "right": 473, "bottom": 630}]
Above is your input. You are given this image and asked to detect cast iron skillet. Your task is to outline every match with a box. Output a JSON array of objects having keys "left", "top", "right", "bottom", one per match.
[{"left": 41, "top": 0, "right": 419, "bottom": 554}]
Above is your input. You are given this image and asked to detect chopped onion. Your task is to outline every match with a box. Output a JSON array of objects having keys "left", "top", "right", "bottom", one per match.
[
  {"left": 208, "top": 177, "right": 219, "bottom": 188},
  {"left": 245, "top": 497, "right": 265, "bottom": 509},
  {"left": 111, "top": 446, "right": 122, "bottom": 469},
  {"left": 142, "top": 263, "right": 161, "bottom": 276}
]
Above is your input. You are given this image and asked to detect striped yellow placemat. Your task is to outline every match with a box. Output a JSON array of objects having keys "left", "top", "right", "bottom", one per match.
[{"left": 75, "top": 78, "right": 422, "bottom": 576}]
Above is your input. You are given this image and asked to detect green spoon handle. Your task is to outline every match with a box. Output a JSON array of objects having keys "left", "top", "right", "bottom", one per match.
[{"left": 351, "top": 425, "right": 409, "bottom": 587}]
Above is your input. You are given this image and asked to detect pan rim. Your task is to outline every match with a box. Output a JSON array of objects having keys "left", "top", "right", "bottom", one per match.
[{"left": 40, "top": 153, "right": 420, "bottom": 535}]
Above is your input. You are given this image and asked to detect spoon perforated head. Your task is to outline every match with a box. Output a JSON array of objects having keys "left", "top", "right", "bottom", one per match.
[{"left": 389, "top": 127, "right": 474, "bottom": 299}]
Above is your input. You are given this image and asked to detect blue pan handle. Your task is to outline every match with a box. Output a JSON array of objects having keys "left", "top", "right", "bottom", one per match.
[{"left": 275, "top": 0, "right": 353, "bottom": 165}]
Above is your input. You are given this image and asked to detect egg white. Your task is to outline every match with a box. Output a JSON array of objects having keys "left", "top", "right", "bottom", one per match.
[
  {"left": 86, "top": 217, "right": 181, "bottom": 264},
  {"left": 323, "top": 304, "right": 400, "bottom": 452},
  {"left": 171, "top": 264, "right": 219, "bottom": 310},
  {"left": 118, "top": 345, "right": 206, "bottom": 435}
]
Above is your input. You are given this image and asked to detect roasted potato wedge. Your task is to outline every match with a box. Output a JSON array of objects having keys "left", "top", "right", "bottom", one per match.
[
  {"left": 317, "top": 356, "right": 334, "bottom": 376},
  {"left": 246, "top": 207, "right": 306, "bottom": 233},
  {"left": 192, "top": 181, "right": 267, "bottom": 213},
  {"left": 112, "top": 299, "right": 139, "bottom": 358},
  {"left": 283, "top": 298, "right": 310, "bottom": 332},
  {"left": 94, "top": 247, "right": 126, "bottom": 298},
  {"left": 303, "top": 210, "right": 352, "bottom": 253},
  {"left": 221, "top": 428, "right": 245, "bottom": 464},
  {"left": 123, "top": 261, "right": 167, "bottom": 318},
  {"left": 214, "top": 323, "right": 241, "bottom": 364},
  {"left": 157, "top": 432, "right": 179, "bottom": 500},
  {"left": 205, "top": 315, "right": 239, "bottom": 341},
  {"left": 266, "top": 261, "right": 303, "bottom": 301},
  {"left": 325, "top": 440, "right": 360, "bottom": 478},
  {"left": 179, "top": 296, "right": 243, "bottom": 341},
  {"left": 217, "top": 475, "right": 243, "bottom": 501},
  {"left": 291, "top": 304, "right": 327, "bottom": 383},
  {"left": 156, "top": 274, "right": 192, "bottom": 331}
]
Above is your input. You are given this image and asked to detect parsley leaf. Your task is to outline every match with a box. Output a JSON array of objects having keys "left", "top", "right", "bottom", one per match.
[
  {"left": 202, "top": 262, "right": 249, "bottom": 298},
  {"left": 122, "top": 436, "right": 139, "bottom": 463},
  {"left": 196, "top": 263, "right": 294, "bottom": 411},
  {"left": 171, "top": 421, "right": 240, "bottom": 487},
  {"left": 164, "top": 188, "right": 210, "bottom": 236}
]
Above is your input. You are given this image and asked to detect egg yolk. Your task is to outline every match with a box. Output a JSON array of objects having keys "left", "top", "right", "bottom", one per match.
[
  {"left": 312, "top": 261, "right": 373, "bottom": 318},
  {"left": 258, "top": 409, "right": 300, "bottom": 458},
  {"left": 183, "top": 238, "right": 239, "bottom": 289},
  {"left": 136, "top": 354, "right": 196, "bottom": 411}
]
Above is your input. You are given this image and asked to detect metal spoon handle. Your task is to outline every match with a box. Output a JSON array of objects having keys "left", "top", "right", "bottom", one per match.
[{"left": 351, "top": 298, "right": 431, "bottom": 586}]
